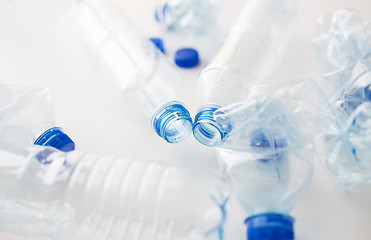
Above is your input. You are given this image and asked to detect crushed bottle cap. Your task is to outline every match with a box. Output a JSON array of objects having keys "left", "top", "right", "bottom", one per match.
[
  {"left": 34, "top": 127, "right": 75, "bottom": 152},
  {"left": 174, "top": 48, "right": 199, "bottom": 68},
  {"left": 150, "top": 37, "right": 165, "bottom": 53}
]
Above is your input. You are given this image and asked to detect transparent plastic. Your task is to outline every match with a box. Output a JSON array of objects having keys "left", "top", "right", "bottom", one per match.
[
  {"left": 155, "top": 0, "right": 222, "bottom": 41},
  {"left": 76, "top": 0, "right": 192, "bottom": 143},
  {"left": 0, "top": 145, "right": 231, "bottom": 239},
  {"left": 312, "top": 8, "right": 371, "bottom": 72},
  {"left": 213, "top": 81, "right": 321, "bottom": 240},
  {"left": 0, "top": 84, "right": 74, "bottom": 151},
  {"left": 194, "top": 0, "right": 297, "bottom": 146},
  {"left": 313, "top": 9, "right": 371, "bottom": 190}
]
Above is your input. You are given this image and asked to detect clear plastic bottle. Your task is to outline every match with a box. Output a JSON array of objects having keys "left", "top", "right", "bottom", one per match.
[
  {"left": 313, "top": 9, "right": 371, "bottom": 190},
  {"left": 0, "top": 84, "right": 75, "bottom": 152},
  {"left": 154, "top": 0, "right": 222, "bottom": 41},
  {"left": 0, "top": 145, "right": 231, "bottom": 239},
  {"left": 76, "top": 0, "right": 192, "bottom": 143},
  {"left": 193, "top": 0, "right": 297, "bottom": 147},
  {"left": 213, "top": 83, "right": 316, "bottom": 239}
]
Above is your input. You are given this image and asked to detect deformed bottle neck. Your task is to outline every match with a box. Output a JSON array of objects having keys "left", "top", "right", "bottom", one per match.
[
  {"left": 34, "top": 127, "right": 75, "bottom": 152},
  {"left": 151, "top": 101, "right": 192, "bottom": 143},
  {"left": 193, "top": 104, "right": 231, "bottom": 147},
  {"left": 245, "top": 213, "right": 294, "bottom": 240}
]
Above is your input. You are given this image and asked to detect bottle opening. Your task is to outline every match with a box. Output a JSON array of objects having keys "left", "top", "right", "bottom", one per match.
[
  {"left": 34, "top": 127, "right": 75, "bottom": 152},
  {"left": 245, "top": 213, "right": 294, "bottom": 240},
  {"left": 193, "top": 104, "right": 230, "bottom": 147},
  {"left": 152, "top": 101, "right": 192, "bottom": 143}
]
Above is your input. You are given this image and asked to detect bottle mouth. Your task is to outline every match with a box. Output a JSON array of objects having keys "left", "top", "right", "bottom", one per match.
[
  {"left": 245, "top": 213, "right": 294, "bottom": 240},
  {"left": 152, "top": 101, "right": 193, "bottom": 143},
  {"left": 193, "top": 104, "right": 231, "bottom": 147},
  {"left": 34, "top": 127, "right": 75, "bottom": 152}
]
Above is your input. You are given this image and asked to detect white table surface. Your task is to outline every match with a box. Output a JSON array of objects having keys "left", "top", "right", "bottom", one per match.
[{"left": 0, "top": 0, "right": 371, "bottom": 239}]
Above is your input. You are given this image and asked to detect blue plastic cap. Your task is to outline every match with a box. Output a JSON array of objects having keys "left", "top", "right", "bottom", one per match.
[
  {"left": 245, "top": 213, "right": 294, "bottom": 240},
  {"left": 150, "top": 37, "right": 165, "bottom": 54},
  {"left": 34, "top": 127, "right": 75, "bottom": 152},
  {"left": 174, "top": 48, "right": 199, "bottom": 68}
]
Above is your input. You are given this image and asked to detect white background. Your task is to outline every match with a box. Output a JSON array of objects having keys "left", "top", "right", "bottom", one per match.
[{"left": 0, "top": 0, "right": 371, "bottom": 239}]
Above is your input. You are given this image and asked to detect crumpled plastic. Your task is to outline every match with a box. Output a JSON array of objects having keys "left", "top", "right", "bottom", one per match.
[
  {"left": 312, "top": 8, "right": 371, "bottom": 72},
  {"left": 313, "top": 8, "right": 371, "bottom": 190}
]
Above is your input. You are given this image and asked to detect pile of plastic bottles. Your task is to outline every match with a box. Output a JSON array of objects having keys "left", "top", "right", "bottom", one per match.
[{"left": 0, "top": 0, "right": 370, "bottom": 239}]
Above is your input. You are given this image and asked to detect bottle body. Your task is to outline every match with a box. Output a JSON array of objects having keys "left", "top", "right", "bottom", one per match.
[
  {"left": 155, "top": 0, "right": 222, "bottom": 42},
  {"left": 194, "top": 0, "right": 297, "bottom": 146},
  {"left": 313, "top": 9, "right": 371, "bottom": 190},
  {"left": 0, "top": 84, "right": 74, "bottom": 151},
  {"left": 76, "top": 0, "right": 192, "bottom": 143},
  {"left": 0, "top": 146, "right": 230, "bottom": 239}
]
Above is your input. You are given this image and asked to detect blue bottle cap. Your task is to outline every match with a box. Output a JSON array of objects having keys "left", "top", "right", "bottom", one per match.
[
  {"left": 34, "top": 127, "right": 75, "bottom": 152},
  {"left": 245, "top": 213, "right": 294, "bottom": 240},
  {"left": 174, "top": 48, "right": 199, "bottom": 68},
  {"left": 150, "top": 37, "right": 165, "bottom": 54}
]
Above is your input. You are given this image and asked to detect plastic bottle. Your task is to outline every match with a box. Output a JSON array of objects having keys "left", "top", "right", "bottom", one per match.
[
  {"left": 154, "top": 0, "right": 222, "bottom": 42},
  {"left": 0, "top": 145, "right": 231, "bottom": 239},
  {"left": 313, "top": 9, "right": 371, "bottom": 190},
  {"left": 213, "top": 82, "right": 318, "bottom": 240},
  {"left": 193, "top": 0, "right": 297, "bottom": 147},
  {"left": 76, "top": 0, "right": 192, "bottom": 143},
  {"left": 0, "top": 84, "right": 75, "bottom": 152}
]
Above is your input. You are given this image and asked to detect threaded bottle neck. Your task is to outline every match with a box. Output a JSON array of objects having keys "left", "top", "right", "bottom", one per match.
[
  {"left": 34, "top": 127, "right": 75, "bottom": 152},
  {"left": 151, "top": 101, "right": 192, "bottom": 143},
  {"left": 193, "top": 104, "right": 231, "bottom": 147}
]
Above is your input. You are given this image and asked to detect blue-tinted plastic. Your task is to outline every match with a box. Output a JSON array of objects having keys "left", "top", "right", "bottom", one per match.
[
  {"left": 245, "top": 213, "right": 294, "bottom": 240},
  {"left": 152, "top": 101, "right": 193, "bottom": 143},
  {"left": 150, "top": 37, "right": 165, "bottom": 53},
  {"left": 174, "top": 48, "right": 199, "bottom": 68},
  {"left": 312, "top": 8, "right": 371, "bottom": 72},
  {"left": 193, "top": 104, "right": 231, "bottom": 147},
  {"left": 34, "top": 127, "right": 75, "bottom": 152}
]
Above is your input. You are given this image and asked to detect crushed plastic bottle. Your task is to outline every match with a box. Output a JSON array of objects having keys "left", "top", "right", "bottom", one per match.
[
  {"left": 0, "top": 145, "right": 230, "bottom": 239},
  {"left": 312, "top": 8, "right": 371, "bottom": 72},
  {"left": 313, "top": 9, "right": 371, "bottom": 190},
  {"left": 193, "top": 0, "right": 297, "bottom": 146},
  {"left": 212, "top": 81, "right": 319, "bottom": 240},
  {"left": 0, "top": 84, "right": 75, "bottom": 152},
  {"left": 76, "top": 0, "right": 192, "bottom": 143},
  {"left": 154, "top": 0, "right": 222, "bottom": 42}
]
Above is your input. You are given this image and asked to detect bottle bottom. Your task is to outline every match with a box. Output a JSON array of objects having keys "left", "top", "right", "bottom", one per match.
[{"left": 152, "top": 101, "right": 192, "bottom": 143}]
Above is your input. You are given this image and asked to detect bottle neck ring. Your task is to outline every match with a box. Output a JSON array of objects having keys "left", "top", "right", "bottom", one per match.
[
  {"left": 152, "top": 101, "right": 192, "bottom": 143},
  {"left": 193, "top": 104, "right": 231, "bottom": 147},
  {"left": 34, "top": 127, "right": 75, "bottom": 152}
]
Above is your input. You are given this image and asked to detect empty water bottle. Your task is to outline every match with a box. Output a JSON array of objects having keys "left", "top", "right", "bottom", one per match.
[
  {"left": 312, "top": 8, "right": 371, "bottom": 72},
  {"left": 154, "top": 0, "right": 222, "bottom": 41},
  {"left": 214, "top": 82, "right": 318, "bottom": 240},
  {"left": 76, "top": 0, "right": 192, "bottom": 143},
  {"left": 193, "top": 0, "right": 297, "bottom": 146},
  {"left": 0, "top": 145, "right": 230, "bottom": 239},
  {"left": 0, "top": 84, "right": 75, "bottom": 152},
  {"left": 313, "top": 9, "right": 371, "bottom": 190}
]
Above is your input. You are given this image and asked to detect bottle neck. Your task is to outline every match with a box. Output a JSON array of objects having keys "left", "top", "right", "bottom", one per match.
[
  {"left": 193, "top": 104, "right": 231, "bottom": 147},
  {"left": 245, "top": 213, "right": 294, "bottom": 240},
  {"left": 34, "top": 127, "right": 75, "bottom": 152},
  {"left": 151, "top": 101, "right": 192, "bottom": 143}
]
